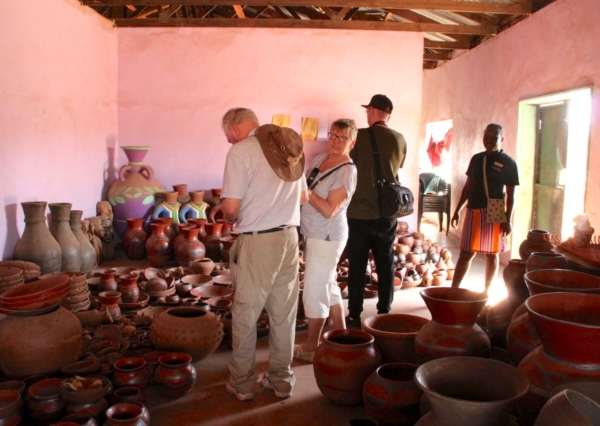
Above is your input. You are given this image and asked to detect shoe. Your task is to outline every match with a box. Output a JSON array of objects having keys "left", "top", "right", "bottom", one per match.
[
  {"left": 345, "top": 315, "right": 362, "bottom": 330},
  {"left": 262, "top": 373, "right": 292, "bottom": 399},
  {"left": 225, "top": 381, "right": 254, "bottom": 401},
  {"left": 293, "top": 344, "right": 315, "bottom": 363}
]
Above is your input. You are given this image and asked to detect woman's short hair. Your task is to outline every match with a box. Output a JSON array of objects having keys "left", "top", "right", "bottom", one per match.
[{"left": 330, "top": 118, "right": 358, "bottom": 141}]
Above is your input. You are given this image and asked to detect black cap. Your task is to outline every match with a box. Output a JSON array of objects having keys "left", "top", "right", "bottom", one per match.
[{"left": 361, "top": 94, "right": 393, "bottom": 113}]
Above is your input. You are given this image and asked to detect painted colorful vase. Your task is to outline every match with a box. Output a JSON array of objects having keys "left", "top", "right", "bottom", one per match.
[
  {"left": 122, "top": 218, "right": 148, "bottom": 261},
  {"left": 145, "top": 223, "right": 171, "bottom": 268},
  {"left": 519, "top": 230, "right": 554, "bottom": 261},
  {"left": 363, "top": 363, "right": 422, "bottom": 426},
  {"left": 49, "top": 203, "right": 82, "bottom": 272},
  {"left": 179, "top": 191, "right": 207, "bottom": 223},
  {"left": 150, "top": 307, "right": 224, "bottom": 362},
  {"left": 517, "top": 293, "right": 600, "bottom": 426},
  {"left": 113, "top": 358, "right": 150, "bottom": 389},
  {"left": 415, "top": 356, "right": 529, "bottom": 426},
  {"left": 175, "top": 227, "right": 206, "bottom": 267},
  {"left": 13, "top": 201, "right": 62, "bottom": 274},
  {"left": 172, "top": 184, "right": 190, "bottom": 204},
  {"left": 70, "top": 210, "right": 97, "bottom": 277},
  {"left": 313, "top": 329, "right": 382, "bottom": 406},
  {"left": 415, "top": 287, "right": 490, "bottom": 363},
  {"left": 154, "top": 352, "right": 197, "bottom": 399},
  {"left": 152, "top": 192, "right": 181, "bottom": 230},
  {"left": 107, "top": 146, "right": 165, "bottom": 240},
  {"left": 202, "top": 222, "right": 223, "bottom": 262},
  {"left": 0, "top": 306, "right": 82, "bottom": 378}
]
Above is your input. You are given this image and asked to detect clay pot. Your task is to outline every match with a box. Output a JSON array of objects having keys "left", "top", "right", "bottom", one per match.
[
  {"left": 517, "top": 293, "right": 600, "bottom": 425},
  {"left": 98, "top": 269, "right": 118, "bottom": 293},
  {"left": 49, "top": 203, "right": 82, "bottom": 272},
  {"left": 534, "top": 389, "right": 600, "bottom": 426},
  {"left": 60, "top": 375, "right": 111, "bottom": 418},
  {"left": 407, "top": 253, "right": 421, "bottom": 265},
  {"left": 363, "top": 363, "right": 422, "bottom": 426},
  {"left": 122, "top": 218, "right": 148, "bottom": 261},
  {"left": 174, "top": 227, "right": 206, "bottom": 267},
  {"left": 194, "top": 218, "right": 207, "bottom": 239},
  {"left": 27, "top": 377, "right": 66, "bottom": 422},
  {"left": 0, "top": 306, "right": 82, "bottom": 378},
  {"left": 415, "top": 356, "right": 529, "bottom": 426},
  {"left": 70, "top": 210, "right": 97, "bottom": 277},
  {"left": 113, "top": 387, "right": 144, "bottom": 405},
  {"left": 219, "top": 236, "right": 236, "bottom": 263},
  {"left": 13, "top": 202, "right": 62, "bottom": 274},
  {"left": 191, "top": 258, "right": 215, "bottom": 276},
  {"left": 362, "top": 314, "right": 429, "bottom": 364},
  {"left": 313, "top": 329, "right": 381, "bottom": 406},
  {"left": 113, "top": 358, "right": 149, "bottom": 389},
  {"left": 119, "top": 274, "right": 140, "bottom": 304},
  {"left": 150, "top": 307, "right": 224, "bottom": 362},
  {"left": 179, "top": 191, "right": 207, "bottom": 224},
  {"left": 397, "top": 221, "right": 409, "bottom": 233},
  {"left": 61, "top": 413, "right": 99, "bottom": 426},
  {"left": 519, "top": 230, "right": 554, "bottom": 261},
  {"left": 202, "top": 222, "right": 223, "bottom": 262},
  {"left": 503, "top": 259, "right": 528, "bottom": 291},
  {"left": 0, "top": 390, "right": 22, "bottom": 426},
  {"left": 415, "top": 288, "right": 491, "bottom": 364},
  {"left": 396, "top": 244, "right": 410, "bottom": 256},
  {"left": 172, "top": 184, "right": 190, "bottom": 204},
  {"left": 399, "top": 235, "right": 414, "bottom": 248},
  {"left": 145, "top": 223, "right": 171, "bottom": 268},
  {"left": 105, "top": 402, "right": 147, "bottom": 426},
  {"left": 154, "top": 352, "right": 197, "bottom": 399},
  {"left": 526, "top": 252, "right": 569, "bottom": 272},
  {"left": 154, "top": 217, "right": 175, "bottom": 244}
]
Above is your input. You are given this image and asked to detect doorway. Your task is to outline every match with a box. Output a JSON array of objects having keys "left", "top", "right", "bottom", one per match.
[{"left": 514, "top": 88, "right": 592, "bottom": 258}]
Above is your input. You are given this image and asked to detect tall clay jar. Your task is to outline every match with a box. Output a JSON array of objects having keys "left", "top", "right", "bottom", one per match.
[
  {"left": 49, "top": 203, "right": 82, "bottom": 272},
  {"left": 195, "top": 218, "right": 207, "bottom": 239},
  {"left": 122, "top": 218, "right": 148, "bottom": 261},
  {"left": 175, "top": 227, "right": 206, "bottom": 267},
  {"left": 99, "top": 269, "right": 118, "bottom": 293},
  {"left": 313, "top": 329, "right": 382, "bottom": 406},
  {"left": 155, "top": 217, "right": 175, "bottom": 245},
  {"left": 145, "top": 223, "right": 171, "bottom": 268},
  {"left": 217, "top": 219, "right": 232, "bottom": 237},
  {"left": 13, "top": 201, "right": 62, "bottom": 274},
  {"left": 70, "top": 210, "right": 98, "bottom": 277},
  {"left": 519, "top": 230, "right": 554, "bottom": 260},
  {"left": 119, "top": 274, "right": 140, "bottom": 303},
  {"left": 202, "top": 222, "right": 223, "bottom": 262},
  {"left": 154, "top": 352, "right": 197, "bottom": 399},
  {"left": 219, "top": 236, "right": 236, "bottom": 264}
]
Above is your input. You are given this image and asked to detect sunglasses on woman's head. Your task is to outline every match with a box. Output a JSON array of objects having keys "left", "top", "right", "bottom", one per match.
[{"left": 306, "top": 168, "right": 320, "bottom": 186}]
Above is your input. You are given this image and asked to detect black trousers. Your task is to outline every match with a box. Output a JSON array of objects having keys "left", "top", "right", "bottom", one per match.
[{"left": 346, "top": 216, "right": 397, "bottom": 317}]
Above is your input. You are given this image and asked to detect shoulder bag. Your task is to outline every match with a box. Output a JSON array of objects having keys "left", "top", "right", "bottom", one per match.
[
  {"left": 483, "top": 156, "right": 506, "bottom": 223},
  {"left": 367, "top": 127, "right": 414, "bottom": 218}
]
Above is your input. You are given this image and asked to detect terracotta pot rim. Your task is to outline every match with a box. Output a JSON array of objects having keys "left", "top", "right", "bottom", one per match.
[
  {"left": 525, "top": 269, "right": 600, "bottom": 294},
  {"left": 375, "top": 362, "right": 419, "bottom": 383},
  {"left": 420, "top": 287, "right": 488, "bottom": 304},
  {"left": 323, "top": 328, "right": 375, "bottom": 348},
  {"left": 362, "top": 314, "right": 429, "bottom": 339},
  {"left": 526, "top": 292, "right": 600, "bottom": 329}
]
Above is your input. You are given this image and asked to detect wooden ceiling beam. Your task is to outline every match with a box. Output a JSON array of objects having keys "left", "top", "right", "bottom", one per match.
[
  {"left": 423, "top": 52, "right": 450, "bottom": 61},
  {"left": 424, "top": 39, "right": 470, "bottom": 50},
  {"left": 82, "top": 0, "right": 532, "bottom": 14},
  {"left": 233, "top": 4, "right": 246, "bottom": 17},
  {"left": 110, "top": 17, "right": 497, "bottom": 34}
]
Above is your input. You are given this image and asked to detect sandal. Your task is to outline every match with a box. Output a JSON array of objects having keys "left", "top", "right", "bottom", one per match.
[{"left": 293, "top": 344, "right": 315, "bottom": 363}]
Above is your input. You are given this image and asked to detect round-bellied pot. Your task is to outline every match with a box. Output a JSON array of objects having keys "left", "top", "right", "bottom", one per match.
[
  {"left": 517, "top": 292, "right": 600, "bottom": 426},
  {"left": 414, "top": 287, "right": 490, "bottom": 364},
  {"left": 519, "top": 230, "right": 554, "bottom": 260},
  {"left": 104, "top": 402, "right": 147, "bottom": 426},
  {"left": 27, "top": 377, "right": 67, "bottom": 422},
  {"left": 363, "top": 363, "right": 422, "bottom": 426},
  {"left": 150, "top": 307, "right": 223, "bottom": 362},
  {"left": 0, "top": 390, "right": 22, "bottom": 426},
  {"left": 415, "top": 356, "right": 529, "bottom": 426},
  {"left": 113, "top": 358, "right": 149, "bottom": 389},
  {"left": 202, "top": 222, "right": 223, "bottom": 262},
  {"left": 122, "top": 218, "right": 148, "bottom": 261},
  {"left": 191, "top": 258, "right": 215, "bottom": 276},
  {"left": 534, "top": 389, "right": 600, "bottom": 426},
  {"left": 0, "top": 306, "right": 82, "bottom": 378},
  {"left": 313, "top": 329, "right": 381, "bottom": 406},
  {"left": 362, "top": 314, "right": 429, "bottom": 364},
  {"left": 145, "top": 222, "right": 171, "bottom": 268},
  {"left": 175, "top": 227, "right": 206, "bottom": 267},
  {"left": 506, "top": 269, "right": 600, "bottom": 366},
  {"left": 525, "top": 252, "right": 569, "bottom": 272},
  {"left": 61, "top": 413, "right": 99, "bottom": 426},
  {"left": 118, "top": 274, "right": 140, "bottom": 304},
  {"left": 154, "top": 352, "right": 197, "bottom": 399}
]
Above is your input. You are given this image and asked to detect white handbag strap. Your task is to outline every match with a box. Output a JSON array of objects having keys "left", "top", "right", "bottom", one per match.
[{"left": 483, "top": 156, "right": 490, "bottom": 199}]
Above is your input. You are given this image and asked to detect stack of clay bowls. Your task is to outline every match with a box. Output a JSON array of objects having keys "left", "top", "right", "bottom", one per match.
[
  {"left": 41, "top": 271, "right": 91, "bottom": 312},
  {"left": 0, "top": 274, "right": 69, "bottom": 313},
  {"left": 0, "top": 267, "right": 24, "bottom": 296}
]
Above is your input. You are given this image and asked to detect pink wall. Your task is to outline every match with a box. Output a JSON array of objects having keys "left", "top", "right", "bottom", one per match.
[
  {"left": 117, "top": 27, "right": 423, "bottom": 226},
  {"left": 422, "top": 0, "right": 600, "bottom": 254},
  {"left": 0, "top": 0, "right": 118, "bottom": 258}
]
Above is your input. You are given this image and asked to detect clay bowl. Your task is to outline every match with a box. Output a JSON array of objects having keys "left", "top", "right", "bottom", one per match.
[
  {"left": 144, "top": 286, "right": 176, "bottom": 300},
  {"left": 1, "top": 284, "right": 69, "bottom": 310},
  {"left": 212, "top": 275, "right": 232, "bottom": 287},
  {"left": 524, "top": 269, "right": 600, "bottom": 296},
  {"left": 27, "top": 377, "right": 62, "bottom": 401},
  {"left": 119, "top": 293, "right": 150, "bottom": 310},
  {"left": 67, "top": 280, "right": 89, "bottom": 296},
  {"left": 190, "top": 284, "right": 233, "bottom": 299},
  {"left": 396, "top": 244, "right": 411, "bottom": 256},
  {"left": 0, "top": 390, "right": 21, "bottom": 418},
  {"left": 40, "top": 271, "right": 86, "bottom": 285},
  {"left": 1, "top": 275, "right": 69, "bottom": 303},
  {"left": 362, "top": 314, "right": 429, "bottom": 364},
  {"left": 0, "top": 381, "right": 25, "bottom": 395},
  {"left": 0, "top": 267, "right": 23, "bottom": 282},
  {"left": 164, "top": 267, "right": 194, "bottom": 279},
  {"left": 181, "top": 274, "right": 213, "bottom": 287},
  {"left": 60, "top": 358, "right": 101, "bottom": 377},
  {"left": 59, "top": 375, "right": 112, "bottom": 405},
  {"left": 92, "top": 267, "right": 138, "bottom": 278},
  {"left": 63, "top": 299, "right": 91, "bottom": 313},
  {"left": 0, "top": 277, "right": 24, "bottom": 288},
  {"left": 63, "top": 289, "right": 91, "bottom": 305},
  {"left": 143, "top": 268, "right": 160, "bottom": 281},
  {"left": 157, "top": 295, "right": 182, "bottom": 306},
  {"left": 208, "top": 296, "right": 233, "bottom": 311}
]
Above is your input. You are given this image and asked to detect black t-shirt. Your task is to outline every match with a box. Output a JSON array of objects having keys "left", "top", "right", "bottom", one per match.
[{"left": 466, "top": 150, "right": 519, "bottom": 209}]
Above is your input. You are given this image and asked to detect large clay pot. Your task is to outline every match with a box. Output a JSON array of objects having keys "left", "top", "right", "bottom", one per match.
[
  {"left": 13, "top": 201, "right": 62, "bottom": 274},
  {"left": 202, "top": 222, "right": 223, "bottom": 262},
  {"left": 415, "top": 356, "right": 529, "bottom": 426},
  {"left": 48, "top": 203, "right": 82, "bottom": 272},
  {"left": 415, "top": 287, "right": 491, "bottom": 364},
  {"left": 534, "top": 389, "right": 600, "bottom": 426},
  {"left": 362, "top": 314, "right": 429, "bottom": 364},
  {"left": 154, "top": 352, "right": 197, "bottom": 399},
  {"left": 506, "top": 269, "right": 600, "bottom": 365},
  {"left": 174, "top": 227, "right": 206, "bottom": 267},
  {"left": 517, "top": 293, "right": 600, "bottom": 426},
  {"left": 0, "top": 306, "right": 82, "bottom": 378},
  {"left": 519, "top": 230, "right": 554, "bottom": 260},
  {"left": 108, "top": 146, "right": 165, "bottom": 240},
  {"left": 70, "top": 210, "right": 97, "bottom": 277},
  {"left": 179, "top": 191, "right": 207, "bottom": 223},
  {"left": 363, "top": 363, "right": 422, "bottom": 426},
  {"left": 313, "top": 329, "right": 382, "bottom": 406},
  {"left": 145, "top": 223, "right": 171, "bottom": 268},
  {"left": 525, "top": 252, "right": 569, "bottom": 272},
  {"left": 150, "top": 307, "right": 223, "bottom": 362},
  {"left": 122, "top": 218, "right": 148, "bottom": 261}
]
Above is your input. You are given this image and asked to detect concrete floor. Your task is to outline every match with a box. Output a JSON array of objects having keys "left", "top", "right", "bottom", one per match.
[{"left": 111, "top": 218, "right": 508, "bottom": 426}]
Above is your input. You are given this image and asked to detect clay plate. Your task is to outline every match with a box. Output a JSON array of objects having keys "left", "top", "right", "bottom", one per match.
[{"left": 190, "top": 284, "right": 233, "bottom": 299}]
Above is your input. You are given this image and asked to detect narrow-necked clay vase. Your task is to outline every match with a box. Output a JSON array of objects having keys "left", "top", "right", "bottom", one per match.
[
  {"left": 49, "top": 203, "right": 82, "bottom": 272},
  {"left": 145, "top": 222, "right": 171, "bottom": 268},
  {"left": 175, "top": 227, "right": 206, "bottom": 267},
  {"left": 70, "top": 210, "right": 97, "bottom": 277},
  {"left": 122, "top": 218, "right": 148, "bottom": 261}
]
